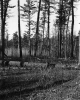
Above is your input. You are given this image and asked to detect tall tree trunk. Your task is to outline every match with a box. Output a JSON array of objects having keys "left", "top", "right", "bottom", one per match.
[
  {"left": 58, "top": 30, "right": 60, "bottom": 58},
  {"left": 1, "top": 0, "right": 4, "bottom": 66},
  {"left": 29, "top": 16, "right": 31, "bottom": 56},
  {"left": 78, "top": 31, "right": 80, "bottom": 64},
  {"left": 59, "top": 28, "right": 62, "bottom": 58},
  {"left": 34, "top": 0, "right": 41, "bottom": 56},
  {"left": 65, "top": 9, "right": 71, "bottom": 59},
  {"left": 69, "top": 32, "right": 71, "bottom": 58},
  {"left": 28, "top": 0, "right": 31, "bottom": 56},
  {"left": 71, "top": 0, "right": 74, "bottom": 59},
  {"left": 18, "top": 0, "right": 22, "bottom": 59},
  {"left": 1, "top": 0, "right": 11, "bottom": 61},
  {"left": 47, "top": 1, "right": 50, "bottom": 56},
  {"left": 59, "top": 0, "right": 63, "bottom": 58},
  {"left": 41, "top": 1, "right": 46, "bottom": 55}
]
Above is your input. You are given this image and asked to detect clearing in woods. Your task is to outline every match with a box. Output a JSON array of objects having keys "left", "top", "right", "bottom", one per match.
[{"left": 0, "top": 58, "right": 79, "bottom": 100}]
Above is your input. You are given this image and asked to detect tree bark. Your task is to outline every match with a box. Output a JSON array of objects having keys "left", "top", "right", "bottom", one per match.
[
  {"left": 58, "top": 30, "right": 60, "bottom": 58},
  {"left": 34, "top": 0, "right": 41, "bottom": 56},
  {"left": 47, "top": 1, "right": 50, "bottom": 56},
  {"left": 18, "top": 0, "right": 22, "bottom": 59},
  {"left": 28, "top": 0, "right": 31, "bottom": 56},
  {"left": 41, "top": 1, "right": 46, "bottom": 55},
  {"left": 1, "top": 0, "right": 4, "bottom": 66},
  {"left": 59, "top": 0, "right": 63, "bottom": 58},
  {"left": 65, "top": 9, "right": 71, "bottom": 59},
  {"left": 71, "top": 0, "right": 74, "bottom": 59}
]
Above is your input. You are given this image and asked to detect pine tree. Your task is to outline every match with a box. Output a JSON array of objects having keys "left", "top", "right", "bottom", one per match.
[
  {"left": 34, "top": 0, "right": 41, "bottom": 56},
  {"left": 71, "top": 0, "right": 74, "bottom": 59},
  {"left": 1, "top": 0, "right": 4, "bottom": 66},
  {"left": 21, "top": 0, "right": 36, "bottom": 56},
  {"left": 18, "top": 0, "right": 22, "bottom": 59}
]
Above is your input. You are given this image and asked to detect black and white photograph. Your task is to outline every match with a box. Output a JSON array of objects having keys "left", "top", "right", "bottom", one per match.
[{"left": 0, "top": 0, "right": 80, "bottom": 100}]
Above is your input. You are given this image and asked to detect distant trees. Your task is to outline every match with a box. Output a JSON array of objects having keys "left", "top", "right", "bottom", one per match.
[
  {"left": 55, "top": 0, "right": 76, "bottom": 59},
  {"left": 56, "top": 0, "right": 65, "bottom": 58},
  {"left": 0, "top": 0, "right": 79, "bottom": 60},
  {"left": 21, "top": 0, "right": 37, "bottom": 56},
  {"left": 39, "top": 1, "right": 47, "bottom": 55},
  {"left": 35, "top": 0, "right": 55, "bottom": 56},
  {"left": 47, "top": 0, "right": 51, "bottom": 56},
  {"left": 13, "top": 32, "right": 18, "bottom": 48},
  {"left": 23, "top": 33, "right": 29, "bottom": 47}
]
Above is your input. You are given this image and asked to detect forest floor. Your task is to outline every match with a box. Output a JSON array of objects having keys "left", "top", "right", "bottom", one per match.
[{"left": 0, "top": 61, "right": 79, "bottom": 100}]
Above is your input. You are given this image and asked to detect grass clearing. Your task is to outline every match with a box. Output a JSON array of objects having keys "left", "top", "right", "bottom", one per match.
[{"left": 0, "top": 61, "right": 79, "bottom": 100}]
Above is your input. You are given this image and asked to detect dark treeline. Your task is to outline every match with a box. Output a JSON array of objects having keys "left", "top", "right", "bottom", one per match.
[{"left": 5, "top": 32, "right": 79, "bottom": 59}]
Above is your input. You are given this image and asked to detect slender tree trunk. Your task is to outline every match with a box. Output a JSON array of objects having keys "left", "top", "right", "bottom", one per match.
[
  {"left": 1, "top": 0, "right": 9, "bottom": 66},
  {"left": 41, "top": 2, "right": 46, "bottom": 55},
  {"left": 18, "top": 0, "right": 22, "bottom": 59},
  {"left": 47, "top": 1, "right": 50, "bottom": 56},
  {"left": 29, "top": 16, "right": 31, "bottom": 56},
  {"left": 59, "top": 0, "right": 63, "bottom": 58},
  {"left": 58, "top": 30, "right": 60, "bottom": 58},
  {"left": 65, "top": 27, "right": 67, "bottom": 59},
  {"left": 41, "top": 22, "right": 45, "bottom": 55},
  {"left": 69, "top": 32, "right": 71, "bottom": 58},
  {"left": 34, "top": 0, "right": 41, "bottom": 56},
  {"left": 58, "top": 0, "right": 62, "bottom": 58},
  {"left": 6, "top": 32, "right": 9, "bottom": 55},
  {"left": 65, "top": 9, "right": 71, "bottom": 59},
  {"left": 78, "top": 31, "right": 80, "bottom": 64},
  {"left": 62, "top": 24, "right": 65, "bottom": 58},
  {"left": 59, "top": 27, "right": 62, "bottom": 58},
  {"left": 28, "top": 0, "right": 31, "bottom": 56},
  {"left": 1, "top": 0, "right": 5, "bottom": 66},
  {"left": 71, "top": 0, "right": 74, "bottom": 59}
]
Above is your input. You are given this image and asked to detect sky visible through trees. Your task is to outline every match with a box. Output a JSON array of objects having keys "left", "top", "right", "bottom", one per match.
[
  {"left": 6, "top": 0, "right": 80, "bottom": 40},
  {"left": 1, "top": 0, "right": 80, "bottom": 59}
]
